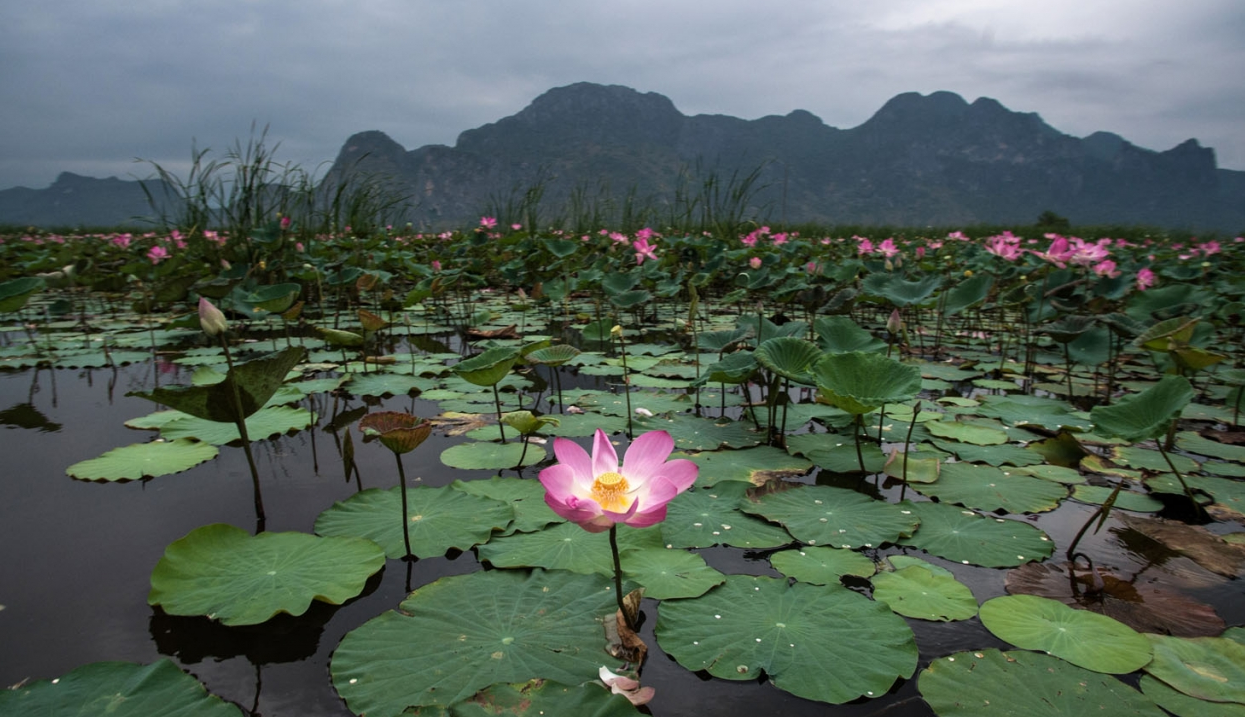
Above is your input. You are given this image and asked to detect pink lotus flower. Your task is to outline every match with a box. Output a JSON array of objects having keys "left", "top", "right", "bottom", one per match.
[
  {"left": 749, "top": 256, "right": 762, "bottom": 269},
  {"left": 147, "top": 245, "right": 170, "bottom": 264},
  {"left": 855, "top": 236, "right": 874, "bottom": 255},
  {"left": 539, "top": 429, "right": 696, "bottom": 532},
  {"left": 1136, "top": 267, "right": 1156, "bottom": 291},
  {"left": 877, "top": 237, "right": 899, "bottom": 257},
  {"left": 479, "top": 216, "right": 497, "bottom": 229},
  {"left": 984, "top": 231, "right": 1023, "bottom": 261},
  {"left": 1092, "top": 259, "right": 1119, "bottom": 278},
  {"left": 633, "top": 237, "right": 658, "bottom": 265}
]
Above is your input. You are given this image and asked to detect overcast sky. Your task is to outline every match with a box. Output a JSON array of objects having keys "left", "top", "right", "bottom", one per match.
[{"left": 3, "top": 1, "right": 1243, "bottom": 190}]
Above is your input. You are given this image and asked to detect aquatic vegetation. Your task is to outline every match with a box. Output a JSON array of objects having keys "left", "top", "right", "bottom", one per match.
[{"left": 1, "top": 221, "right": 1243, "bottom": 716}]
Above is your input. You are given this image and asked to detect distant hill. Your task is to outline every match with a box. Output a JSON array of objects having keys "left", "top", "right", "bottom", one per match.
[
  {"left": 0, "top": 172, "right": 160, "bottom": 228},
  {"left": 5, "top": 83, "right": 1244, "bottom": 231}
]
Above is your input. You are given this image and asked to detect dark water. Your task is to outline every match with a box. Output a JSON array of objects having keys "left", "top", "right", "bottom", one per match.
[{"left": 1, "top": 361, "right": 1240, "bottom": 716}]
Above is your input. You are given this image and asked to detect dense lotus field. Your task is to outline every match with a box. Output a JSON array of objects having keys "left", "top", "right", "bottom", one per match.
[{"left": 1, "top": 221, "right": 1244, "bottom": 716}]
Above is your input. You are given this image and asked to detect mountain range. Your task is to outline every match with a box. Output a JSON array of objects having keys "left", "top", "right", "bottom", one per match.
[{"left": 3, "top": 82, "right": 1243, "bottom": 232}]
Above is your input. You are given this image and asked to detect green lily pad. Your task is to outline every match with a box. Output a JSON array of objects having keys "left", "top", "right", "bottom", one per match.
[
  {"left": 660, "top": 483, "right": 795, "bottom": 549},
  {"left": 1011, "top": 464, "right": 1088, "bottom": 484},
  {"left": 332, "top": 569, "right": 617, "bottom": 715},
  {"left": 345, "top": 372, "right": 434, "bottom": 398},
  {"left": 636, "top": 415, "right": 762, "bottom": 451},
  {"left": 979, "top": 595, "right": 1153, "bottom": 673},
  {"left": 925, "top": 420, "right": 1009, "bottom": 445},
  {"left": 477, "top": 521, "right": 662, "bottom": 575},
  {"left": 1112, "top": 445, "right": 1200, "bottom": 473},
  {"left": 1071, "top": 485, "right": 1164, "bottom": 512},
  {"left": 619, "top": 547, "right": 725, "bottom": 599},
  {"left": 157, "top": 406, "right": 316, "bottom": 445},
  {"left": 769, "top": 546, "right": 876, "bottom": 585},
  {"left": 1143, "top": 634, "right": 1245, "bottom": 704},
  {"left": 683, "top": 446, "right": 813, "bottom": 487},
  {"left": 315, "top": 486, "right": 513, "bottom": 559},
  {"left": 930, "top": 439, "right": 1045, "bottom": 467},
  {"left": 66, "top": 438, "right": 218, "bottom": 481},
  {"left": 870, "top": 565, "right": 978, "bottom": 621},
  {"left": 740, "top": 485, "right": 920, "bottom": 549},
  {"left": 754, "top": 336, "right": 822, "bottom": 384},
  {"left": 655, "top": 575, "right": 917, "bottom": 704},
  {"left": 1140, "top": 674, "right": 1245, "bottom": 717},
  {"left": 898, "top": 501, "right": 1054, "bottom": 567},
  {"left": 920, "top": 649, "right": 1164, "bottom": 717},
  {"left": 450, "top": 477, "right": 562, "bottom": 535},
  {"left": 1177, "top": 432, "right": 1245, "bottom": 462},
  {"left": 913, "top": 462, "right": 1068, "bottom": 514},
  {"left": 434, "top": 679, "right": 643, "bottom": 717},
  {"left": 886, "top": 555, "right": 955, "bottom": 577},
  {"left": 0, "top": 659, "right": 242, "bottom": 716},
  {"left": 813, "top": 352, "right": 922, "bottom": 415},
  {"left": 1091, "top": 375, "right": 1193, "bottom": 442},
  {"left": 977, "top": 394, "right": 1095, "bottom": 431},
  {"left": 440, "top": 441, "right": 546, "bottom": 470},
  {"left": 540, "top": 412, "right": 631, "bottom": 437},
  {"left": 148, "top": 523, "right": 385, "bottom": 626}
]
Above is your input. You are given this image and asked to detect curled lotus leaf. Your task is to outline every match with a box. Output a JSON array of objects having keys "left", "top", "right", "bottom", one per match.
[
  {"left": 358, "top": 411, "right": 432, "bottom": 454},
  {"left": 813, "top": 351, "right": 922, "bottom": 415}
]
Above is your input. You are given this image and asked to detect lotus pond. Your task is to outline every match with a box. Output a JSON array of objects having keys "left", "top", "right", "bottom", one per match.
[{"left": 1, "top": 225, "right": 1244, "bottom": 716}]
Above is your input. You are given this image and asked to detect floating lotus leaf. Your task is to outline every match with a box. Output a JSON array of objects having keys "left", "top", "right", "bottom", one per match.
[
  {"left": 440, "top": 441, "right": 546, "bottom": 469},
  {"left": 440, "top": 679, "right": 643, "bottom": 717},
  {"left": 740, "top": 485, "right": 920, "bottom": 549},
  {"left": 1115, "top": 513, "right": 1245, "bottom": 578},
  {"left": 979, "top": 595, "right": 1152, "bottom": 673},
  {"left": 660, "top": 483, "right": 795, "bottom": 549},
  {"left": 1071, "top": 485, "right": 1163, "bottom": 512},
  {"left": 331, "top": 569, "right": 617, "bottom": 715},
  {"left": 129, "top": 346, "right": 306, "bottom": 423},
  {"left": 452, "top": 347, "right": 521, "bottom": 387},
  {"left": 157, "top": 406, "right": 316, "bottom": 445},
  {"left": 813, "top": 316, "right": 886, "bottom": 354},
  {"left": 897, "top": 500, "right": 1053, "bottom": 567},
  {"left": 861, "top": 273, "right": 942, "bottom": 307},
  {"left": 769, "top": 546, "right": 876, "bottom": 585},
  {"left": 345, "top": 372, "right": 433, "bottom": 398},
  {"left": 925, "top": 419, "right": 1008, "bottom": 445},
  {"left": 683, "top": 445, "right": 812, "bottom": 487},
  {"left": 754, "top": 336, "right": 822, "bottom": 384},
  {"left": 636, "top": 414, "right": 762, "bottom": 451},
  {"left": 148, "top": 523, "right": 385, "bottom": 626},
  {"left": 618, "top": 547, "right": 725, "bottom": 599},
  {"left": 1143, "top": 634, "right": 1245, "bottom": 704},
  {"left": 540, "top": 412, "right": 630, "bottom": 437},
  {"left": 0, "top": 659, "right": 242, "bottom": 716},
  {"left": 1140, "top": 674, "right": 1245, "bottom": 717},
  {"left": 930, "top": 439, "right": 1044, "bottom": 467},
  {"left": 477, "top": 521, "right": 662, "bottom": 575},
  {"left": 314, "top": 485, "right": 513, "bottom": 559},
  {"left": 886, "top": 554, "right": 955, "bottom": 577},
  {"left": 871, "top": 565, "right": 978, "bottom": 621},
  {"left": 813, "top": 351, "right": 922, "bottom": 415},
  {"left": 913, "top": 462, "right": 1068, "bottom": 514},
  {"left": 655, "top": 575, "right": 917, "bottom": 704},
  {"left": 1090, "top": 375, "right": 1193, "bottom": 442},
  {"left": 1177, "top": 431, "right": 1245, "bottom": 462},
  {"left": 920, "top": 649, "right": 1164, "bottom": 717},
  {"left": 450, "top": 477, "right": 562, "bottom": 535},
  {"left": 66, "top": 438, "right": 218, "bottom": 481},
  {"left": 1004, "top": 561, "right": 1226, "bottom": 637},
  {"left": 883, "top": 449, "right": 943, "bottom": 483}
]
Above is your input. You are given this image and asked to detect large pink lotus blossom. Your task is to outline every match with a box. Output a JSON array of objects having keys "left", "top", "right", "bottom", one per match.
[
  {"left": 633, "top": 237, "right": 658, "bottom": 265},
  {"left": 539, "top": 429, "right": 697, "bottom": 533},
  {"left": 1068, "top": 237, "right": 1111, "bottom": 266},
  {"left": 984, "top": 231, "right": 1023, "bottom": 261},
  {"left": 1035, "top": 235, "right": 1075, "bottom": 267},
  {"left": 855, "top": 236, "right": 874, "bottom": 255},
  {"left": 1136, "top": 267, "right": 1156, "bottom": 291},
  {"left": 877, "top": 238, "right": 900, "bottom": 257},
  {"left": 1092, "top": 259, "right": 1119, "bottom": 278}
]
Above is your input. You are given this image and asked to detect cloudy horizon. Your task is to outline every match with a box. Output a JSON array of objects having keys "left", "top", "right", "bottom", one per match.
[{"left": 3, "top": 1, "right": 1243, "bottom": 190}]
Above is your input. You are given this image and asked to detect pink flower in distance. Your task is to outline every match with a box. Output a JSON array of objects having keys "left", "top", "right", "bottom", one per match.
[
  {"left": 1136, "top": 267, "right": 1156, "bottom": 291},
  {"left": 633, "top": 237, "right": 658, "bottom": 265},
  {"left": 539, "top": 429, "right": 697, "bottom": 533},
  {"left": 1092, "top": 259, "right": 1119, "bottom": 278},
  {"left": 147, "top": 245, "right": 170, "bottom": 264},
  {"left": 479, "top": 216, "right": 497, "bottom": 229},
  {"left": 749, "top": 256, "right": 762, "bottom": 269}
]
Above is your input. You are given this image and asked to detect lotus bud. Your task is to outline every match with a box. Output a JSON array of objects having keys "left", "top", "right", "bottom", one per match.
[
  {"left": 884, "top": 259, "right": 894, "bottom": 271},
  {"left": 610, "top": 325, "right": 623, "bottom": 337},
  {"left": 887, "top": 309, "right": 904, "bottom": 336},
  {"left": 198, "top": 297, "right": 228, "bottom": 337}
]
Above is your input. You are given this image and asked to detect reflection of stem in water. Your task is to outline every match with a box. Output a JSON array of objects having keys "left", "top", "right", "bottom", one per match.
[
  {"left": 1157, "top": 442, "right": 1208, "bottom": 521},
  {"left": 250, "top": 661, "right": 262, "bottom": 717}
]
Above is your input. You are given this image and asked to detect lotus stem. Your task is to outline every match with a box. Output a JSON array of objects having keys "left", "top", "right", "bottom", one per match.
[
  {"left": 394, "top": 452, "right": 414, "bottom": 559},
  {"left": 1156, "top": 442, "right": 1207, "bottom": 521},
  {"left": 493, "top": 384, "right": 508, "bottom": 443},
  {"left": 609, "top": 524, "right": 634, "bottom": 631}
]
